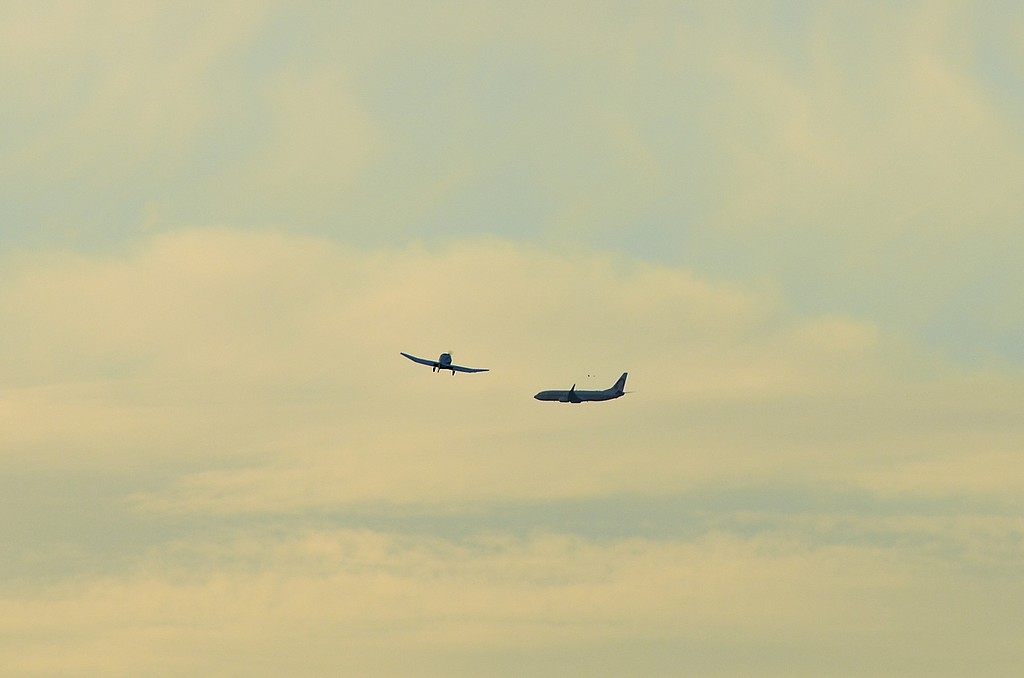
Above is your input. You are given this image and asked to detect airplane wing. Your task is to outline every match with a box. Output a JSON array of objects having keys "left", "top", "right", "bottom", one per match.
[
  {"left": 400, "top": 352, "right": 439, "bottom": 367},
  {"left": 449, "top": 364, "right": 489, "bottom": 373}
]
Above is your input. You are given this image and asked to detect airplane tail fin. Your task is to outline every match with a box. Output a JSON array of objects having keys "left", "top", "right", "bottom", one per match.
[{"left": 612, "top": 372, "right": 628, "bottom": 394}]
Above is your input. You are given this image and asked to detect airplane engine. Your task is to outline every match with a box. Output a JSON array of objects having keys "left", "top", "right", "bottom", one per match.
[{"left": 439, "top": 353, "right": 452, "bottom": 367}]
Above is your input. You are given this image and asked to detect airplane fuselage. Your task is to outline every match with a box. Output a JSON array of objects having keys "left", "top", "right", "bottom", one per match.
[
  {"left": 534, "top": 372, "right": 628, "bottom": 403},
  {"left": 533, "top": 388, "right": 622, "bottom": 403}
]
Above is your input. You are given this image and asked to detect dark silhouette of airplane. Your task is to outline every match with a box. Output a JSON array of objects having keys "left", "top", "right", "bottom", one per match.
[
  {"left": 534, "top": 372, "right": 628, "bottom": 403},
  {"left": 400, "top": 351, "right": 489, "bottom": 375}
]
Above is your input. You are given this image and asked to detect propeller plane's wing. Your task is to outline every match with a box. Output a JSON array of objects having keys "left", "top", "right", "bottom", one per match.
[
  {"left": 400, "top": 352, "right": 439, "bottom": 368},
  {"left": 400, "top": 351, "right": 489, "bottom": 374},
  {"left": 448, "top": 364, "right": 488, "bottom": 373}
]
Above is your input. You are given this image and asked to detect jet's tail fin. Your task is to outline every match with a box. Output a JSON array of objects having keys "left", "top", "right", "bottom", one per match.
[{"left": 611, "top": 372, "right": 628, "bottom": 394}]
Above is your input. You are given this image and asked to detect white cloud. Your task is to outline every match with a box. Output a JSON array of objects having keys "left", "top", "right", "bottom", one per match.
[
  {"left": 217, "top": 68, "right": 381, "bottom": 220},
  {"left": 0, "top": 228, "right": 1021, "bottom": 676},
  {"left": 2, "top": 525, "right": 1022, "bottom": 676},
  {"left": 2, "top": 2, "right": 274, "bottom": 184},
  {"left": 2, "top": 229, "right": 1020, "bottom": 517},
  {"left": 4, "top": 4, "right": 1024, "bottom": 672}
]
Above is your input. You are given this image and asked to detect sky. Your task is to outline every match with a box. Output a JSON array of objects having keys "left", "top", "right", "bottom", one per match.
[{"left": 1, "top": 1, "right": 1023, "bottom": 676}]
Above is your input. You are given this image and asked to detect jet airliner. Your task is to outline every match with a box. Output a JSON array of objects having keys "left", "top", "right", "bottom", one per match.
[
  {"left": 534, "top": 372, "right": 628, "bottom": 403},
  {"left": 400, "top": 351, "right": 489, "bottom": 375}
]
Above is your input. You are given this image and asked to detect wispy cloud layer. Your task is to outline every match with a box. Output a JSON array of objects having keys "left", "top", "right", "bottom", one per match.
[
  {"left": 3, "top": 2, "right": 1024, "bottom": 674},
  {"left": 3, "top": 525, "right": 1022, "bottom": 676},
  {"left": 4, "top": 1, "right": 1023, "bottom": 365},
  {"left": 1, "top": 230, "right": 1022, "bottom": 675}
]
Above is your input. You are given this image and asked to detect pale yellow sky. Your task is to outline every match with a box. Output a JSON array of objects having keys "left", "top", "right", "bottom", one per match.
[{"left": 2, "top": 2, "right": 1023, "bottom": 676}]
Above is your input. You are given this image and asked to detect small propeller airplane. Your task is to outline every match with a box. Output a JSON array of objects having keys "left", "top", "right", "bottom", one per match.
[
  {"left": 400, "top": 351, "right": 489, "bottom": 375},
  {"left": 534, "top": 372, "right": 629, "bottom": 403}
]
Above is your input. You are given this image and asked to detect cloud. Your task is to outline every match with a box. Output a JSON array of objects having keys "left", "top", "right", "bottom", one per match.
[
  {"left": 4, "top": 3, "right": 1024, "bottom": 672},
  {"left": 4, "top": 2, "right": 1023, "bottom": 366},
  {"left": 2, "top": 2, "right": 273, "bottom": 185},
  {"left": 701, "top": 2, "right": 1024, "bottom": 231},
  {"left": 213, "top": 67, "right": 381, "bottom": 223},
  {"left": 3, "top": 526, "right": 1022, "bottom": 676},
  {"left": 2, "top": 228, "right": 1023, "bottom": 675},
  {"left": 2, "top": 228, "right": 1020, "bottom": 513}
]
